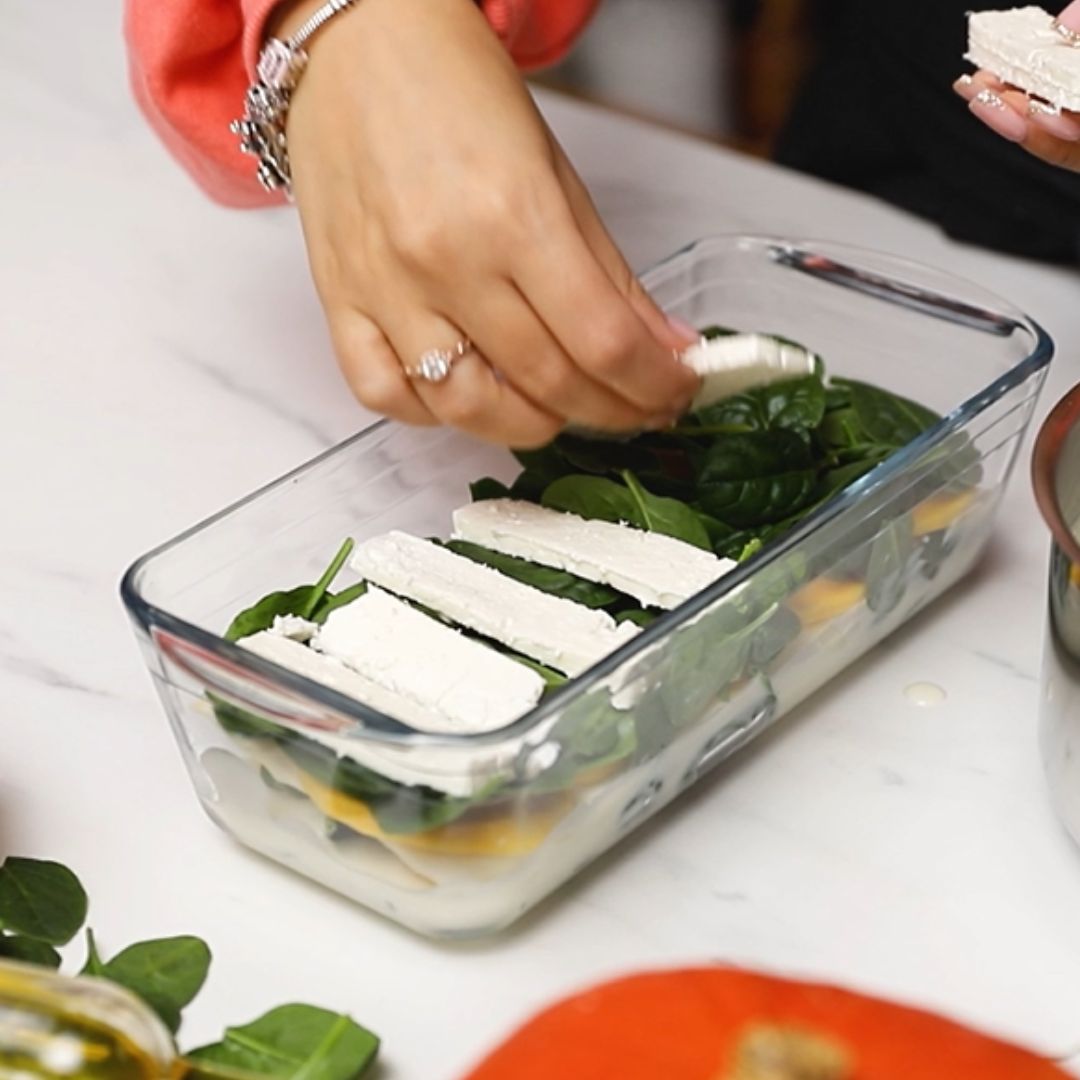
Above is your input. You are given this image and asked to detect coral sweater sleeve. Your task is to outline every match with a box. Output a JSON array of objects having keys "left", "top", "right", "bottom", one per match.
[{"left": 125, "top": 0, "right": 600, "bottom": 208}]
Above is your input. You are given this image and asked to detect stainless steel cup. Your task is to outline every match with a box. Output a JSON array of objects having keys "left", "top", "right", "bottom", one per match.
[{"left": 1035, "top": 383, "right": 1080, "bottom": 842}]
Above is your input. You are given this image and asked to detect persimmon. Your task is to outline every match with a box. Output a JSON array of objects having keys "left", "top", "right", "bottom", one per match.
[{"left": 462, "top": 968, "right": 1068, "bottom": 1080}]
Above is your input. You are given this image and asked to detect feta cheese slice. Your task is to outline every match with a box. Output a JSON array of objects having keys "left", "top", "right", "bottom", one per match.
[
  {"left": 313, "top": 587, "right": 544, "bottom": 734},
  {"left": 682, "top": 332, "right": 818, "bottom": 412},
  {"left": 452, "top": 500, "right": 736, "bottom": 611},
  {"left": 238, "top": 630, "right": 436, "bottom": 729},
  {"left": 231, "top": 632, "right": 516, "bottom": 796},
  {"left": 967, "top": 7, "right": 1080, "bottom": 112},
  {"left": 351, "top": 531, "right": 639, "bottom": 676}
]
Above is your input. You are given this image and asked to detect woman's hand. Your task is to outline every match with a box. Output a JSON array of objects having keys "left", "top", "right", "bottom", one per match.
[
  {"left": 953, "top": 70, "right": 1080, "bottom": 171},
  {"left": 953, "top": 1, "right": 1080, "bottom": 172},
  {"left": 278, "top": 0, "right": 699, "bottom": 447}
]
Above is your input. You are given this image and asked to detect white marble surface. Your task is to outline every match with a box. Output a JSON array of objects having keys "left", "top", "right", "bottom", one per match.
[{"left": 6, "top": 5, "right": 1080, "bottom": 1078}]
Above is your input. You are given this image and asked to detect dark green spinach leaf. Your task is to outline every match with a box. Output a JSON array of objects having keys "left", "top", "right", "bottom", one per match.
[
  {"left": 0, "top": 934, "right": 61, "bottom": 968},
  {"left": 445, "top": 540, "right": 619, "bottom": 608},
  {"left": 469, "top": 477, "right": 511, "bottom": 502},
  {"left": 696, "top": 431, "right": 818, "bottom": 527},
  {"left": 224, "top": 539, "right": 355, "bottom": 641},
  {"left": 187, "top": 1004, "right": 379, "bottom": 1080},
  {"left": 0, "top": 857, "right": 88, "bottom": 946},
  {"left": 696, "top": 376, "right": 825, "bottom": 435},
  {"left": 84, "top": 934, "right": 212, "bottom": 1033},
  {"left": 834, "top": 378, "right": 939, "bottom": 447},
  {"left": 541, "top": 472, "right": 710, "bottom": 549}
]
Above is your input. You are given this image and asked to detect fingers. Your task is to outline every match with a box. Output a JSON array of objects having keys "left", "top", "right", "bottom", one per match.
[
  {"left": 328, "top": 307, "right": 439, "bottom": 426},
  {"left": 377, "top": 307, "right": 562, "bottom": 448},
  {"left": 1060, "top": 0, "right": 1080, "bottom": 32},
  {"left": 457, "top": 282, "right": 675, "bottom": 431},
  {"left": 954, "top": 70, "right": 1080, "bottom": 171},
  {"left": 551, "top": 145, "right": 699, "bottom": 351},
  {"left": 512, "top": 218, "right": 698, "bottom": 415}
]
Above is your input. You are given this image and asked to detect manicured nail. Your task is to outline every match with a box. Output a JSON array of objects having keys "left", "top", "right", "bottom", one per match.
[
  {"left": 970, "top": 89, "right": 1028, "bottom": 141},
  {"left": 665, "top": 313, "right": 700, "bottom": 345},
  {"left": 1028, "top": 97, "right": 1080, "bottom": 139},
  {"left": 954, "top": 74, "right": 975, "bottom": 97},
  {"left": 1058, "top": 0, "right": 1080, "bottom": 34}
]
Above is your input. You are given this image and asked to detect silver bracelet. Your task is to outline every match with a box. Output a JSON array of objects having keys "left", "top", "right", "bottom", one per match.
[{"left": 231, "top": 0, "right": 358, "bottom": 196}]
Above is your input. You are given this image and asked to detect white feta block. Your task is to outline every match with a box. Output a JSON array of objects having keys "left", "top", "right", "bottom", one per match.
[
  {"left": 351, "top": 531, "right": 639, "bottom": 676},
  {"left": 313, "top": 587, "right": 544, "bottom": 734},
  {"left": 682, "top": 332, "right": 818, "bottom": 412},
  {"left": 270, "top": 614, "right": 319, "bottom": 642},
  {"left": 452, "top": 500, "right": 736, "bottom": 611},
  {"left": 228, "top": 633, "right": 505, "bottom": 795},
  {"left": 967, "top": 7, "right": 1080, "bottom": 112},
  {"left": 238, "top": 630, "right": 435, "bottom": 729}
]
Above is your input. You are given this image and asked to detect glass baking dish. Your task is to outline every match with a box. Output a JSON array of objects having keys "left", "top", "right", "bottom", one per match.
[{"left": 121, "top": 236, "right": 1052, "bottom": 938}]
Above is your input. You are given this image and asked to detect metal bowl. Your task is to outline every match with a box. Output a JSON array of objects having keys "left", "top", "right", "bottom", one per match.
[{"left": 1035, "top": 382, "right": 1080, "bottom": 842}]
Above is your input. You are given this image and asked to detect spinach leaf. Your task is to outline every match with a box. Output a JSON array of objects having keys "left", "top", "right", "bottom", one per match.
[
  {"left": 188, "top": 1004, "right": 379, "bottom": 1080},
  {"left": 696, "top": 376, "right": 825, "bottom": 434},
  {"left": 84, "top": 934, "right": 212, "bottom": 1033},
  {"left": 224, "top": 540, "right": 354, "bottom": 641},
  {"left": 81, "top": 927, "right": 106, "bottom": 976},
  {"left": 224, "top": 586, "right": 315, "bottom": 642},
  {"left": 833, "top": 378, "right": 939, "bottom": 447},
  {"left": 824, "top": 383, "right": 853, "bottom": 412},
  {"left": 541, "top": 472, "right": 710, "bottom": 549},
  {"left": 540, "top": 473, "right": 636, "bottom": 522},
  {"left": 0, "top": 934, "right": 61, "bottom": 968},
  {"left": 554, "top": 433, "right": 658, "bottom": 478},
  {"left": 621, "top": 471, "right": 711, "bottom": 549},
  {"left": 0, "top": 857, "right": 88, "bottom": 946},
  {"left": 696, "top": 431, "right": 818, "bottom": 527},
  {"left": 210, "top": 694, "right": 287, "bottom": 741},
  {"left": 469, "top": 477, "right": 511, "bottom": 502},
  {"left": 815, "top": 455, "right": 887, "bottom": 502},
  {"left": 312, "top": 583, "right": 367, "bottom": 624},
  {"left": 527, "top": 693, "right": 639, "bottom": 791},
  {"left": 510, "top": 444, "right": 571, "bottom": 501},
  {"left": 615, "top": 609, "right": 659, "bottom": 628},
  {"left": 817, "top": 406, "right": 868, "bottom": 452},
  {"left": 445, "top": 540, "right": 619, "bottom": 608}
]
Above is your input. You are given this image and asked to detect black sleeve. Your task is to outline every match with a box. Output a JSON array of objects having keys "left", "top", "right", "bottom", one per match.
[{"left": 773, "top": 0, "right": 1080, "bottom": 264}]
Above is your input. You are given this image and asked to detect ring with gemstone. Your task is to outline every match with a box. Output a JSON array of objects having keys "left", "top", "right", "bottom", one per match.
[
  {"left": 1053, "top": 18, "right": 1080, "bottom": 47},
  {"left": 405, "top": 338, "right": 473, "bottom": 383}
]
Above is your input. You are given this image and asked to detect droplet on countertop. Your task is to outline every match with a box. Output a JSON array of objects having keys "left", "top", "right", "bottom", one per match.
[{"left": 904, "top": 681, "right": 947, "bottom": 707}]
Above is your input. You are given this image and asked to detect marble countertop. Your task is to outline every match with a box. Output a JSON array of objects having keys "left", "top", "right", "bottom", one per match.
[{"left": 6, "top": 5, "right": 1080, "bottom": 1077}]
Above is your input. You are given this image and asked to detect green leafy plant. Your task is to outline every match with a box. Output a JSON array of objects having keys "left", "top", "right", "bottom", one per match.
[
  {"left": 0, "top": 855, "right": 378, "bottom": 1078},
  {"left": 225, "top": 539, "right": 357, "bottom": 641},
  {"left": 82, "top": 929, "right": 211, "bottom": 1034},
  {"left": 188, "top": 1005, "right": 379, "bottom": 1080}
]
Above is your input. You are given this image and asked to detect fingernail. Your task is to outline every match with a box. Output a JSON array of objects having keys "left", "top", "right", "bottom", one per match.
[
  {"left": 970, "top": 89, "right": 1028, "bottom": 141},
  {"left": 665, "top": 313, "right": 700, "bottom": 345},
  {"left": 1028, "top": 97, "right": 1080, "bottom": 139},
  {"left": 1058, "top": 0, "right": 1080, "bottom": 34},
  {"left": 953, "top": 74, "right": 975, "bottom": 99}
]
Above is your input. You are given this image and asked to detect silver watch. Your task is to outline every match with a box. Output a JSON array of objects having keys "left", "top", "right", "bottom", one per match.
[{"left": 231, "top": 0, "right": 358, "bottom": 195}]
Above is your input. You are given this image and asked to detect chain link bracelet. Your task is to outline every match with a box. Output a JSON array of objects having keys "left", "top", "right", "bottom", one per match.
[{"left": 231, "top": 0, "right": 358, "bottom": 196}]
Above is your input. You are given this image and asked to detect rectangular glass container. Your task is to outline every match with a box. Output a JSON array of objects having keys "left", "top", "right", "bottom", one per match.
[{"left": 121, "top": 237, "right": 1052, "bottom": 938}]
